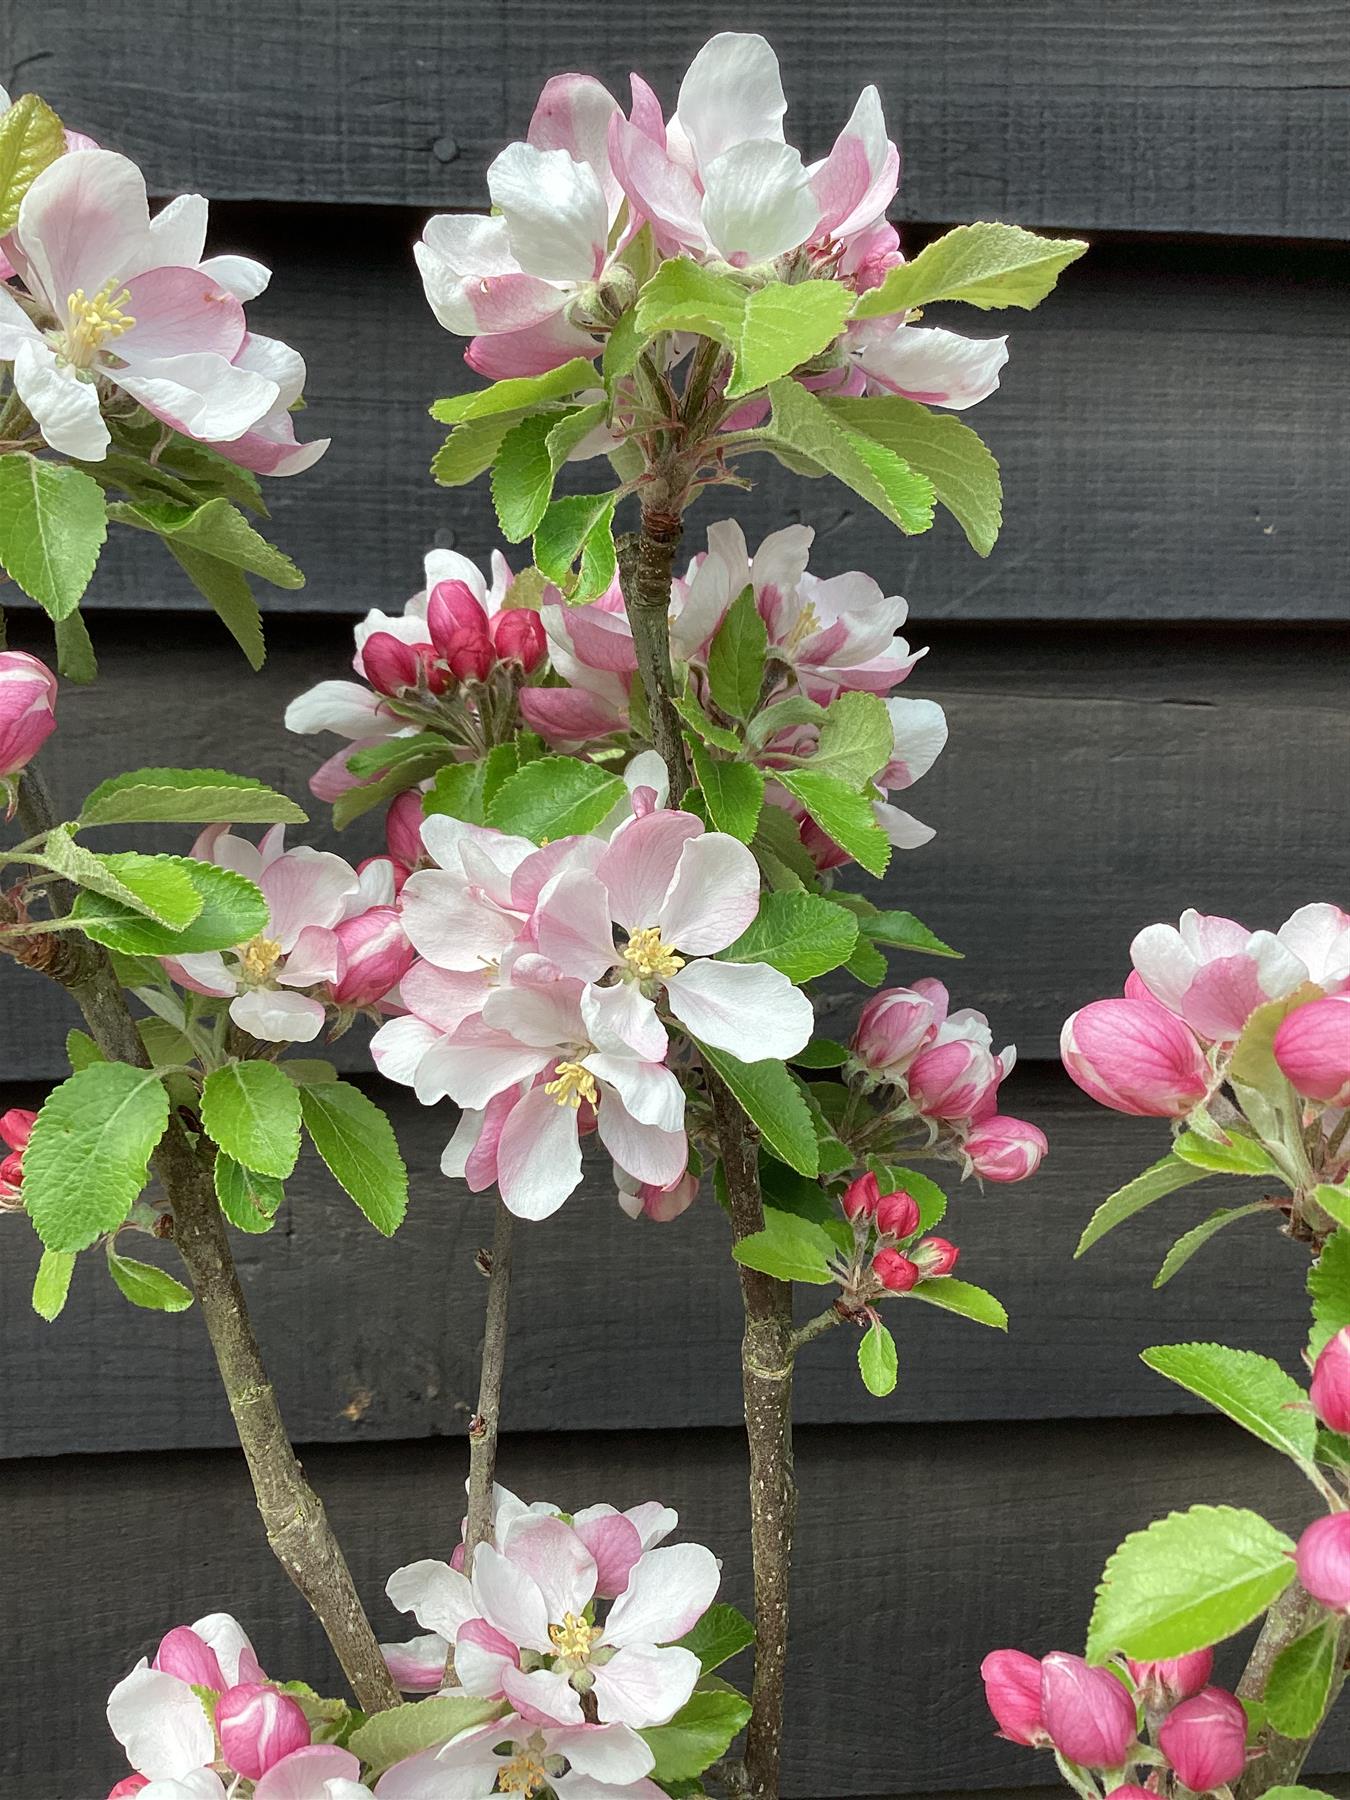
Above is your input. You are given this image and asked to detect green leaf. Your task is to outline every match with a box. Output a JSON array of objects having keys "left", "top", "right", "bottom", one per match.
[
  {"left": 31, "top": 1247, "right": 75, "bottom": 1321},
  {"left": 602, "top": 306, "right": 647, "bottom": 386},
  {"left": 546, "top": 402, "right": 608, "bottom": 470},
  {"left": 674, "top": 691, "right": 742, "bottom": 753},
  {"left": 775, "top": 769, "right": 890, "bottom": 877},
  {"left": 163, "top": 540, "right": 265, "bottom": 670},
  {"left": 706, "top": 585, "right": 768, "bottom": 722},
  {"left": 23, "top": 1064, "right": 170, "bottom": 1252},
  {"left": 107, "top": 496, "right": 303, "bottom": 589},
  {"left": 298, "top": 1081, "right": 408, "bottom": 1235},
  {"left": 790, "top": 1039, "right": 848, "bottom": 1069},
  {"left": 687, "top": 741, "right": 764, "bottom": 843},
  {"left": 36, "top": 830, "right": 204, "bottom": 928},
  {"left": 1314, "top": 1182, "right": 1350, "bottom": 1232},
  {"left": 347, "top": 1696, "right": 506, "bottom": 1772},
  {"left": 214, "top": 1154, "right": 285, "bottom": 1234},
  {"left": 1153, "top": 1202, "right": 1270, "bottom": 1287},
  {"left": 431, "top": 413, "right": 520, "bottom": 487},
  {"left": 819, "top": 393, "right": 1003, "bottom": 556},
  {"left": 1265, "top": 1620, "right": 1340, "bottom": 1739},
  {"left": 106, "top": 1248, "right": 194, "bottom": 1313},
  {"left": 869, "top": 1162, "right": 948, "bottom": 1233},
  {"left": 343, "top": 735, "right": 456, "bottom": 782},
  {"left": 0, "top": 94, "right": 66, "bottom": 229},
  {"left": 809, "top": 691, "right": 895, "bottom": 787},
  {"left": 1262, "top": 1788, "right": 1341, "bottom": 1799},
  {"left": 0, "top": 453, "right": 107, "bottom": 618},
  {"left": 80, "top": 768, "right": 306, "bottom": 828},
  {"left": 762, "top": 379, "right": 935, "bottom": 536},
  {"left": 421, "top": 759, "right": 488, "bottom": 827},
  {"left": 721, "top": 892, "right": 857, "bottom": 984},
  {"left": 909, "top": 1278, "right": 1007, "bottom": 1330},
  {"left": 856, "top": 908, "right": 960, "bottom": 958},
  {"left": 1086, "top": 1504, "right": 1296, "bottom": 1663},
  {"left": 640, "top": 1689, "right": 752, "bottom": 1783},
  {"left": 852, "top": 221, "right": 1088, "bottom": 320},
  {"left": 1141, "top": 1343, "right": 1317, "bottom": 1470},
  {"left": 859, "top": 1318, "right": 898, "bottom": 1395},
  {"left": 697, "top": 1042, "right": 819, "bottom": 1177},
  {"left": 533, "top": 491, "right": 617, "bottom": 602},
  {"left": 844, "top": 935, "right": 888, "bottom": 986},
  {"left": 1173, "top": 1128, "right": 1280, "bottom": 1176},
  {"left": 675, "top": 1604, "right": 754, "bottom": 1675},
  {"left": 634, "top": 259, "right": 746, "bottom": 343},
  {"left": 53, "top": 608, "right": 98, "bottom": 684},
  {"left": 732, "top": 1206, "right": 837, "bottom": 1284},
  {"left": 1075, "top": 1153, "right": 1215, "bottom": 1256},
  {"left": 71, "top": 857, "right": 267, "bottom": 955},
  {"left": 727, "top": 279, "right": 852, "bottom": 399},
  {"left": 66, "top": 1030, "right": 105, "bottom": 1071},
  {"left": 486, "top": 755, "right": 624, "bottom": 844},
  {"left": 429, "top": 359, "right": 598, "bottom": 425},
  {"left": 492, "top": 413, "right": 557, "bottom": 542},
  {"left": 1309, "top": 1228, "right": 1350, "bottom": 1360},
  {"left": 201, "top": 1061, "right": 302, "bottom": 1179}
]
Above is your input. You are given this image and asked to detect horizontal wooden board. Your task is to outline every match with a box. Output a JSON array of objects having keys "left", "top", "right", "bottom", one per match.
[
  {"left": 13, "top": 0, "right": 1350, "bottom": 235},
  {"left": 25, "top": 225, "right": 1350, "bottom": 623},
  {"left": 0, "top": 1061, "right": 1324, "bottom": 1456},
  {"left": 4, "top": 1419, "right": 1349, "bottom": 1796},
  {"left": 0, "top": 614, "right": 1343, "bottom": 1074}
]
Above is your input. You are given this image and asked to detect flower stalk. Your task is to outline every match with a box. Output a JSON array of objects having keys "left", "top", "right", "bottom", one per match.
[{"left": 464, "top": 1196, "right": 515, "bottom": 1576}]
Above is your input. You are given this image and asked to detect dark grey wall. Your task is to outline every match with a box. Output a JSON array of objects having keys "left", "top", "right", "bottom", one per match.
[{"left": 1, "top": 3, "right": 1348, "bottom": 1796}]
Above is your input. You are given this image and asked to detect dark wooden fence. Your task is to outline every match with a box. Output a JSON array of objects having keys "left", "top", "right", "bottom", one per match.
[{"left": 1, "top": 4, "right": 1347, "bottom": 1795}]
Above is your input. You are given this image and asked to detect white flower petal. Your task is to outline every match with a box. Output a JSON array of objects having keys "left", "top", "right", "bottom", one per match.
[
  {"left": 604, "top": 1543, "right": 721, "bottom": 1648},
  {"left": 488, "top": 141, "right": 608, "bottom": 282},
  {"left": 591, "top": 1643, "right": 701, "bottom": 1728},
  {"left": 495, "top": 1082, "right": 584, "bottom": 1219},
  {"left": 386, "top": 1558, "right": 476, "bottom": 1641},
  {"left": 14, "top": 339, "right": 109, "bottom": 460},
  {"left": 700, "top": 140, "right": 818, "bottom": 264},
  {"left": 665, "top": 958, "right": 812, "bottom": 1060},
  {"left": 106, "top": 1664, "right": 216, "bottom": 1781},
  {"left": 470, "top": 1542, "right": 552, "bottom": 1652},
  {"left": 676, "top": 32, "right": 788, "bottom": 163},
  {"left": 657, "top": 833, "right": 761, "bottom": 954}
]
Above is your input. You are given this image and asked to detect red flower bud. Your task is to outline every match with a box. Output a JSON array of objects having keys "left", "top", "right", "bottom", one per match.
[
  {"left": 216, "top": 1682, "right": 311, "bottom": 1780},
  {"left": 0, "top": 649, "right": 57, "bottom": 782},
  {"left": 442, "top": 627, "right": 495, "bottom": 684},
  {"left": 426, "top": 578, "right": 490, "bottom": 654},
  {"left": 874, "top": 1189, "right": 920, "bottom": 1239},
  {"left": 0, "top": 1106, "right": 36, "bottom": 1152},
  {"left": 872, "top": 1248, "right": 919, "bottom": 1292},
  {"left": 980, "top": 1648, "right": 1047, "bottom": 1747},
  {"left": 1296, "top": 1512, "right": 1350, "bottom": 1611},
  {"left": 153, "top": 1625, "right": 226, "bottom": 1691},
  {"left": 1125, "top": 1647, "right": 1214, "bottom": 1707},
  {"left": 362, "top": 631, "right": 424, "bottom": 697},
  {"left": 330, "top": 906, "right": 415, "bottom": 1007},
  {"left": 1274, "top": 994, "right": 1350, "bottom": 1107},
  {"left": 915, "top": 1236, "right": 960, "bottom": 1277},
  {"left": 106, "top": 1780, "right": 149, "bottom": 1799},
  {"left": 491, "top": 607, "right": 547, "bottom": 673},
  {"left": 1040, "top": 1652, "right": 1136, "bottom": 1768},
  {"left": 1311, "top": 1327, "right": 1350, "bottom": 1434},
  {"left": 841, "top": 1172, "right": 880, "bottom": 1221},
  {"left": 385, "top": 789, "right": 426, "bottom": 871},
  {"left": 1157, "top": 1685, "right": 1247, "bottom": 1791}
]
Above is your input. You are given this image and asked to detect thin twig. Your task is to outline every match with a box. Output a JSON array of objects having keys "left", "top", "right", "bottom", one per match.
[
  {"left": 464, "top": 1197, "right": 515, "bottom": 1576},
  {"left": 1234, "top": 1580, "right": 1350, "bottom": 1797}
]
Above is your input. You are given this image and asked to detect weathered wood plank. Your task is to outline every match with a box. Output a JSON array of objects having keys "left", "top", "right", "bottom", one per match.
[
  {"left": 32, "top": 225, "right": 1350, "bottom": 623},
  {"left": 11, "top": 0, "right": 1349, "bottom": 235},
  {"left": 1, "top": 614, "right": 1343, "bottom": 1074},
  {"left": 0, "top": 1063, "right": 1323, "bottom": 1455},
  {"left": 4, "top": 1420, "right": 1348, "bottom": 1796}
]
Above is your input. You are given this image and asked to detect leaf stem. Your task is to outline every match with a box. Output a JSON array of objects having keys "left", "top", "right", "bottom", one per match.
[{"left": 464, "top": 1197, "right": 515, "bottom": 1576}]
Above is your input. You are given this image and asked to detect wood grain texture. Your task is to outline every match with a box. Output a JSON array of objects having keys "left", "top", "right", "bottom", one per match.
[
  {"left": 9, "top": 0, "right": 1349, "bottom": 235},
  {"left": 1, "top": 613, "right": 1343, "bottom": 1075},
  {"left": 0, "top": 1062, "right": 1324, "bottom": 1457},
  {"left": 4, "top": 1421, "right": 1349, "bottom": 1796},
  {"left": 36, "top": 222, "right": 1350, "bottom": 623}
]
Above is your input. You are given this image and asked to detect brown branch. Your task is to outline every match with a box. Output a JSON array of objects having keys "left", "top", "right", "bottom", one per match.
[
  {"left": 9, "top": 765, "right": 398, "bottom": 1714},
  {"left": 463, "top": 1196, "right": 515, "bottom": 1576},
  {"left": 1235, "top": 1580, "right": 1350, "bottom": 1797}
]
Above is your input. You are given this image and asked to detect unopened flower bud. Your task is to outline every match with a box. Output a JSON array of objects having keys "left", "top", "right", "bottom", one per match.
[
  {"left": 1040, "top": 1652, "right": 1137, "bottom": 1768},
  {"left": 0, "top": 650, "right": 58, "bottom": 793},
  {"left": 907, "top": 1037, "right": 1002, "bottom": 1122},
  {"left": 851, "top": 984, "right": 941, "bottom": 1074},
  {"left": 385, "top": 790, "right": 426, "bottom": 871},
  {"left": 1296, "top": 1512, "right": 1350, "bottom": 1611},
  {"left": 1061, "top": 997, "right": 1210, "bottom": 1117},
  {"left": 362, "top": 631, "right": 424, "bottom": 697},
  {"left": 914, "top": 1236, "right": 960, "bottom": 1277},
  {"left": 966, "top": 1114, "right": 1048, "bottom": 1183},
  {"left": 331, "top": 906, "right": 415, "bottom": 1007},
  {"left": 153, "top": 1624, "right": 226, "bottom": 1691},
  {"left": 1125, "top": 1647, "right": 1214, "bottom": 1707},
  {"left": 1274, "top": 995, "right": 1350, "bottom": 1108},
  {"left": 980, "top": 1648, "right": 1047, "bottom": 1746},
  {"left": 106, "top": 1779, "right": 148, "bottom": 1799},
  {"left": 215, "top": 1682, "right": 311, "bottom": 1780},
  {"left": 874, "top": 1189, "right": 920, "bottom": 1239},
  {"left": 872, "top": 1248, "right": 919, "bottom": 1292},
  {"left": 426, "top": 578, "right": 489, "bottom": 653},
  {"left": 0, "top": 1107, "right": 35, "bottom": 1152},
  {"left": 1157, "top": 1685, "right": 1247, "bottom": 1791},
  {"left": 841, "top": 1172, "right": 880, "bottom": 1222},
  {"left": 443, "top": 627, "right": 495, "bottom": 684},
  {"left": 0, "top": 1151, "right": 25, "bottom": 1208},
  {"left": 1310, "top": 1327, "right": 1350, "bottom": 1434},
  {"left": 491, "top": 607, "right": 547, "bottom": 673}
]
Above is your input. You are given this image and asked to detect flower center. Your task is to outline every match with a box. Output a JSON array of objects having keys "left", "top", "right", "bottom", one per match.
[
  {"left": 548, "top": 1610, "right": 602, "bottom": 1660},
  {"left": 544, "top": 1061, "right": 598, "bottom": 1109},
  {"left": 623, "top": 926, "right": 684, "bottom": 981},
  {"left": 64, "top": 280, "right": 136, "bottom": 364},
  {"left": 782, "top": 600, "right": 819, "bottom": 653},
  {"left": 497, "top": 1748, "right": 551, "bottom": 1796},
  {"left": 239, "top": 934, "right": 283, "bottom": 987}
]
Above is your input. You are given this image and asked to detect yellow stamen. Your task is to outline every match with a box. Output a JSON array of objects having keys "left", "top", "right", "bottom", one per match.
[
  {"left": 239, "top": 934, "right": 283, "bottom": 986},
  {"left": 623, "top": 926, "right": 684, "bottom": 981},
  {"left": 497, "top": 1749, "right": 551, "bottom": 1796},
  {"left": 65, "top": 280, "right": 136, "bottom": 363},
  {"left": 543, "top": 1061, "right": 598, "bottom": 1109},
  {"left": 548, "top": 1610, "right": 602, "bottom": 1660},
  {"left": 782, "top": 601, "right": 820, "bottom": 654}
]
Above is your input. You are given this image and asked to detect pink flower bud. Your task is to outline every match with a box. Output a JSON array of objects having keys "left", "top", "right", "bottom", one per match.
[
  {"left": 0, "top": 650, "right": 57, "bottom": 783},
  {"left": 106, "top": 1779, "right": 149, "bottom": 1799},
  {"left": 216, "top": 1682, "right": 311, "bottom": 1779},
  {"left": 1040, "top": 1652, "right": 1137, "bottom": 1768},
  {"left": 0, "top": 1150, "right": 24, "bottom": 1207},
  {"left": 874, "top": 1189, "right": 920, "bottom": 1238},
  {"left": 1296, "top": 1512, "right": 1350, "bottom": 1611},
  {"left": 1311, "top": 1327, "right": 1350, "bottom": 1434},
  {"left": 426, "top": 578, "right": 489, "bottom": 653},
  {"left": 1157, "top": 1685, "right": 1247, "bottom": 1791},
  {"left": 362, "top": 631, "right": 424, "bottom": 696},
  {"left": 153, "top": 1625, "right": 226, "bottom": 1691},
  {"left": 841, "top": 1172, "right": 881, "bottom": 1221},
  {"left": 907, "top": 1037, "right": 1002, "bottom": 1121},
  {"left": 0, "top": 1107, "right": 36, "bottom": 1152},
  {"left": 872, "top": 1248, "right": 919, "bottom": 1292},
  {"left": 330, "top": 906, "right": 415, "bottom": 1007},
  {"left": 1060, "top": 997, "right": 1210, "bottom": 1118},
  {"left": 385, "top": 790, "right": 426, "bottom": 870},
  {"left": 966, "top": 1114, "right": 1049, "bottom": 1183},
  {"left": 980, "top": 1648, "right": 1047, "bottom": 1746},
  {"left": 1274, "top": 995, "right": 1350, "bottom": 1107},
  {"left": 1105, "top": 1789, "right": 1154, "bottom": 1799},
  {"left": 1125, "top": 1647, "right": 1214, "bottom": 1707},
  {"left": 491, "top": 607, "right": 547, "bottom": 673},
  {"left": 851, "top": 983, "right": 943, "bottom": 1074},
  {"left": 914, "top": 1236, "right": 960, "bottom": 1277},
  {"left": 443, "top": 627, "right": 495, "bottom": 684}
]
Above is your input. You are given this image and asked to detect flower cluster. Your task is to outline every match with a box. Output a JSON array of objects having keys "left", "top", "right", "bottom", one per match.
[
  {"left": 839, "top": 1169, "right": 960, "bottom": 1296},
  {"left": 0, "top": 1105, "right": 35, "bottom": 1210},
  {"left": 981, "top": 1644, "right": 1248, "bottom": 1794},
  {"left": 0, "top": 648, "right": 57, "bottom": 810}
]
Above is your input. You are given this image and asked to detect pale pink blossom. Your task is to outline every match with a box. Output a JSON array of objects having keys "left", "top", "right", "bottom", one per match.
[
  {"left": 376, "top": 1719, "right": 664, "bottom": 1800},
  {"left": 839, "top": 315, "right": 1009, "bottom": 411},
  {"left": 850, "top": 981, "right": 945, "bottom": 1075},
  {"left": 907, "top": 1001, "right": 1012, "bottom": 1123},
  {"left": 616, "top": 1164, "right": 699, "bottom": 1221},
  {"left": 518, "top": 576, "right": 635, "bottom": 748},
  {"left": 1061, "top": 994, "right": 1211, "bottom": 1118},
  {"left": 0, "top": 649, "right": 57, "bottom": 791},
  {"left": 964, "top": 1114, "right": 1049, "bottom": 1183},
  {"left": 107, "top": 1614, "right": 262, "bottom": 1781},
  {"left": 1274, "top": 994, "right": 1350, "bottom": 1107},
  {"left": 1130, "top": 908, "right": 1317, "bottom": 1043}
]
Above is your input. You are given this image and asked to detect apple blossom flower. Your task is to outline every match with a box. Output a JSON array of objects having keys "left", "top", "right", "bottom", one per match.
[
  {"left": 1124, "top": 1647, "right": 1214, "bottom": 1709},
  {"left": 0, "top": 1105, "right": 36, "bottom": 1210},
  {"left": 616, "top": 1164, "right": 700, "bottom": 1222},
  {"left": 1061, "top": 995, "right": 1211, "bottom": 1118},
  {"left": 980, "top": 1649, "right": 1049, "bottom": 1747},
  {"left": 838, "top": 315, "right": 1010, "bottom": 412},
  {"left": 1129, "top": 906, "right": 1343, "bottom": 1044},
  {"left": 0, "top": 650, "right": 57, "bottom": 802},
  {"left": 1156, "top": 1685, "right": 1247, "bottom": 1790},
  {"left": 1296, "top": 1512, "right": 1350, "bottom": 1610},
  {"left": 1274, "top": 994, "right": 1350, "bottom": 1108},
  {"left": 518, "top": 574, "right": 636, "bottom": 749},
  {"left": 1311, "top": 1327, "right": 1350, "bottom": 1434},
  {"left": 1039, "top": 1651, "right": 1137, "bottom": 1768},
  {"left": 964, "top": 1115, "right": 1049, "bottom": 1183},
  {"left": 850, "top": 982, "right": 944, "bottom": 1077},
  {"left": 215, "top": 1683, "right": 310, "bottom": 1780},
  {"left": 376, "top": 1718, "right": 664, "bottom": 1800},
  {"left": 107, "top": 1614, "right": 263, "bottom": 1781},
  {"left": 907, "top": 1015, "right": 1009, "bottom": 1124},
  {"left": 327, "top": 904, "right": 415, "bottom": 1009}
]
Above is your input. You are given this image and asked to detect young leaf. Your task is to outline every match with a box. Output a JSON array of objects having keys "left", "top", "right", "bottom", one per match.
[
  {"left": 1075, "top": 1153, "right": 1215, "bottom": 1256},
  {"left": 673, "top": 691, "right": 742, "bottom": 753},
  {"left": 909, "top": 1278, "right": 1007, "bottom": 1330},
  {"left": 1265, "top": 1621, "right": 1341, "bottom": 1740},
  {"left": 79, "top": 768, "right": 306, "bottom": 828},
  {"left": 23, "top": 1064, "right": 170, "bottom": 1252},
  {"left": 214, "top": 1154, "right": 285, "bottom": 1234},
  {"left": 1141, "top": 1343, "right": 1318, "bottom": 1471},
  {"left": 1261, "top": 1788, "right": 1340, "bottom": 1799},
  {"left": 727, "top": 279, "right": 852, "bottom": 399},
  {"left": 674, "top": 1603, "right": 754, "bottom": 1674},
  {"left": 106, "top": 1248, "right": 195, "bottom": 1313},
  {"left": 1173, "top": 1129, "right": 1280, "bottom": 1177},
  {"left": 775, "top": 769, "right": 890, "bottom": 877},
  {"left": 0, "top": 453, "right": 107, "bottom": 618},
  {"left": 763, "top": 379, "right": 935, "bottom": 536},
  {"left": 706, "top": 585, "right": 768, "bottom": 722},
  {"left": 54, "top": 607, "right": 98, "bottom": 684},
  {"left": 1153, "top": 1202, "right": 1270, "bottom": 1288},
  {"left": 421, "top": 759, "right": 488, "bottom": 827},
  {"left": 299, "top": 1081, "right": 408, "bottom": 1236},
  {"left": 71, "top": 858, "right": 268, "bottom": 955},
  {"left": 533, "top": 491, "right": 617, "bottom": 602},
  {"left": 201, "top": 1061, "right": 303, "bottom": 1180},
  {"left": 486, "top": 755, "right": 624, "bottom": 843},
  {"left": 1309, "top": 1227, "right": 1350, "bottom": 1360},
  {"left": 0, "top": 94, "right": 66, "bottom": 229},
  {"left": 859, "top": 1318, "right": 898, "bottom": 1395},
  {"left": 31, "top": 1247, "right": 75, "bottom": 1321},
  {"left": 36, "top": 830, "right": 204, "bottom": 928},
  {"left": 164, "top": 539, "right": 266, "bottom": 670},
  {"left": 721, "top": 892, "right": 858, "bottom": 984},
  {"left": 491, "top": 413, "right": 557, "bottom": 542},
  {"left": 696, "top": 1042, "right": 819, "bottom": 1177},
  {"left": 819, "top": 394, "right": 1002, "bottom": 557},
  {"left": 432, "top": 413, "right": 521, "bottom": 487},
  {"left": 602, "top": 306, "right": 648, "bottom": 387},
  {"left": 854, "top": 908, "right": 960, "bottom": 958},
  {"left": 345, "top": 734, "right": 457, "bottom": 782},
  {"left": 687, "top": 740, "right": 764, "bottom": 843},
  {"left": 810, "top": 691, "right": 895, "bottom": 787},
  {"left": 347, "top": 1697, "right": 506, "bottom": 1772},
  {"left": 634, "top": 259, "right": 746, "bottom": 343},
  {"left": 732, "top": 1206, "right": 837, "bottom": 1284},
  {"left": 1314, "top": 1182, "right": 1350, "bottom": 1232},
  {"left": 851, "top": 221, "right": 1089, "bottom": 319},
  {"left": 639, "top": 1689, "right": 752, "bottom": 1783},
  {"left": 845, "top": 935, "right": 888, "bottom": 986},
  {"left": 66, "top": 1030, "right": 105, "bottom": 1071},
  {"left": 790, "top": 1038, "right": 849, "bottom": 1069},
  {"left": 429, "top": 359, "right": 598, "bottom": 425},
  {"left": 1086, "top": 1504, "right": 1296, "bottom": 1662},
  {"left": 107, "top": 496, "right": 303, "bottom": 589}
]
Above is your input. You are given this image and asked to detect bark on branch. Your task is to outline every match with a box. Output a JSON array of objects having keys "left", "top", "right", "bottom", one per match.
[
  {"left": 463, "top": 1197, "right": 515, "bottom": 1576},
  {"left": 1235, "top": 1578, "right": 1349, "bottom": 1797}
]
